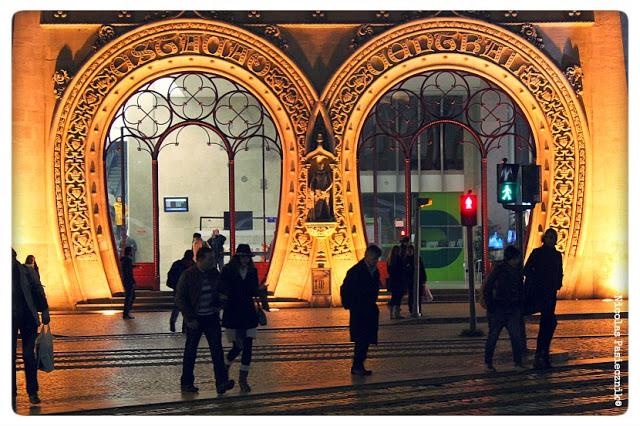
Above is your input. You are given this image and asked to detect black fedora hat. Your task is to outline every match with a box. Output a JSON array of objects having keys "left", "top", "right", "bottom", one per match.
[{"left": 235, "top": 244, "right": 254, "bottom": 257}]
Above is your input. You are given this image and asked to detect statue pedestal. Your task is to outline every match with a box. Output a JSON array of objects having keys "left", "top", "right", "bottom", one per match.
[{"left": 304, "top": 222, "right": 337, "bottom": 307}]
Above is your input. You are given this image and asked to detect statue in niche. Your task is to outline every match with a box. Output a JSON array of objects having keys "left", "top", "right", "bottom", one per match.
[{"left": 307, "top": 134, "right": 335, "bottom": 222}]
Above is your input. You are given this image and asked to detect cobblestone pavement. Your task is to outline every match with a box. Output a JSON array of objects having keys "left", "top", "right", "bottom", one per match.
[{"left": 12, "top": 304, "right": 628, "bottom": 416}]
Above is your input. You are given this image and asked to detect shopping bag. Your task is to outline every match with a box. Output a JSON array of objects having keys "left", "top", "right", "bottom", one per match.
[
  {"left": 36, "top": 324, "right": 55, "bottom": 372},
  {"left": 420, "top": 283, "right": 434, "bottom": 303}
]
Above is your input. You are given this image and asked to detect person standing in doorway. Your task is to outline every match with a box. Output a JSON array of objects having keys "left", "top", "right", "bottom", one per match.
[
  {"left": 120, "top": 246, "right": 136, "bottom": 319},
  {"left": 340, "top": 244, "right": 382, "bottom": 376},
  {"left": 175, "top": 247, "right": 235, "bottom": 394},
  {"left": 113, "top": 196, "right": 127, "bottom": 238},
  {"left": 483, "top": 245, "right": 525, "bottom": 372},
  {"left": 219, "top": 244, "right": 267, "bottom": 392},
  {"left": 524, "top": 228, "right": 563, "bottom": 370},
  {"left": 167, "top": 250, "right": 194, "bottom": 332},
  {"left": 386, "top": 245, "right": 405, "bottom": 319},
  {"left": 12, "top": 249, "right": 50, "bottom": 407},
  {"left": 207, "top": 229, "right": 227, "bottom": 271},
  {"left": 192, "top": 232, "right": 209, "bottom": 263}
]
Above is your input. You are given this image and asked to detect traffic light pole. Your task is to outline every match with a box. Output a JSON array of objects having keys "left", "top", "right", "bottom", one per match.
[
  {"left": 465, "top": 224, "right": 477, "bottom": 332},
  {"left": 412, "top": 198, "right": 423, "bottom": 318}
]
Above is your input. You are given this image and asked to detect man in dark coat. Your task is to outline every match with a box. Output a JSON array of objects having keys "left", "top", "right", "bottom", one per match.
[
  {"left": 340, "top": 244, "right": 382, "bottom": 376},
  {"left": 120, "top": 246, "right": 136, "bottom": 319},
  {"left": 483, "top": 246, "right": 525, "bottom": 372},
  {"left": 12, "top": 248, "right": 50, "bottom": 406},
  {"left": 207, "top": 229, "right": 226, "bottom": 271},
  {"left": 167, "top": 250, "right": 194, "bottom": 332},
  {"left": 524, "top": 228, "right": 564, "bottom": 370},
  {"left": 175, "top": 247, "right": 235, "bottom": 394}
]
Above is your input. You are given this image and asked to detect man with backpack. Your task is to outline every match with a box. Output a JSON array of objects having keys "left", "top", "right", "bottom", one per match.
[{"left": 167, "top": 250, "right": 194, "bottom": 332}]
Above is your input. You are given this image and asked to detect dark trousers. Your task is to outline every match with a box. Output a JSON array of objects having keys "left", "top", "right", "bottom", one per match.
[
  {"left": 388, "top": 281, "right": 405, "bottom": 307},
  {"left": 536, "top": 297, "right": 558, "bottom": 360},
  {"left": 484, "top": 307, "right": 523, "bottom": 365},
  {"left": 353, "top": 341, "right": 370, "bottom": 368},
  {"left": 123, "top": 286, "right": 135, "bottom": 316},
  {"left": 181, "top": 314, "right": 228, "bottom": 387},
  {"left": 407, "top": 282, "right": 418, "bottom": 314},
  {"left": 214, "top": 254, "right": 224, "bottom": 272},
  {"left": 227, "top": 335, "right": 254, "bottom": 369},
  {"left": 169, "top": 289, "right": 182, "bottom": 330},
  {"left": 12, "top": 317, "right": 39, "bottom": 397}
]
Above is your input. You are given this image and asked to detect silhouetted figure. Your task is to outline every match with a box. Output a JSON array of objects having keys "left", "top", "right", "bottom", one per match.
[
  {"left": 386, "top": 245, "right": 405, "bottom": 319},
  {"left": 167, "top": 250, "right": 194, "bottom": 332},
  {"left": 207, "top": 229, "right": 226, "bottom": 271},
  {"left": 120, "top": 246, "right": 136, "bottom": 319},
  {"left": 483, "top": 245, "right": 525, "bottom": 372},
  {"left": 340, "top": 245, "right": 383, "bottom": 376},
  {"left": 524, "top": 228, "right": 563, "bottom": 370},
  {"left": 219, "top": 244, "right": 268, "bottom": 393},
  {"left": 175, "top": 247, "right": 235, "bottom": 394},
  {"left": 403, "top": 245, "right": 427, "bottom": 316},
  {"left": 12, "top": 249, "right": 50, "bottom": 407}
]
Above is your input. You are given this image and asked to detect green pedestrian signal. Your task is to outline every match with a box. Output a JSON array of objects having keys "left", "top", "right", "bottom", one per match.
[{"left": 498, "top": 182, "right": 518, "bottom": 204}]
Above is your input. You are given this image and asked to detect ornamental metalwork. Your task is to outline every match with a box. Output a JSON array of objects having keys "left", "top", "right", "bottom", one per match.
[
  {"left": 93, "top": 25, "right": 116, "bottom": 51},
  {"left": 104, "top": 72, "right": 282, "bottom": 284},
  {"left": 323, "top": 18, "right": 589, "bottom": 268},
  {"left": 52, "top": 21, "right": 316, "bottom": 263},
  {"left": 358, "top": 70, "right": 535, "bottom": 258},
  {"left": 350, "top": 25, "right": 375, "bottom": 50}
]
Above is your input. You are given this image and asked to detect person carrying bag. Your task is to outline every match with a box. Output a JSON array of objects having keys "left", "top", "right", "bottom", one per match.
[{"left": 36, "top": 324, "right": 54, "bottom": 373}]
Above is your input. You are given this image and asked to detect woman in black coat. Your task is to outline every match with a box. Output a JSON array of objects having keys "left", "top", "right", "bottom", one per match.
[
  {"left": 402, "top": 245, "right": 427, "bottom": 315},
  {"left": 386, "top": 245, "right": 405, "bottom": 319},
  {"left": 219, "top": 244, "right": 265, "bottom": 392}
]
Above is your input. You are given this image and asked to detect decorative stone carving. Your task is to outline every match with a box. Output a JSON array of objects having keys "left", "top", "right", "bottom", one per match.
[
  {"left": 93, "top": 25, "right": 116, "bottom": 51},
  {"left": 564, "top": 65, "right": 584, "bottom": 96},
  {"left": 350, "top": 25, "right": 375, "bottom": 50},
  {"left": 520, "top": 23, "right": 545, "bottom": 50},
  {"left": 305, "top": 140, "right": 335, "bottom": 222},
  {"left": 322, "top": 19, "right": 588, "bottom": 259},
  {"left": 52, "top": 21, "right": 316, "bottom": 260},
  {"left": 263, "top": 25, "right": 289, "bottom": 50},
  {"left": 52, "top": 69, "right": 71, "bottom": 100}
]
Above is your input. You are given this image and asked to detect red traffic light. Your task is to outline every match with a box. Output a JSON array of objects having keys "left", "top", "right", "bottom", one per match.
[
  {"left": 400, "top": 229, "right": 407, "bottom": 237},
  {"left": 460, "top": 191, "right": 478, "bottom": 227}
]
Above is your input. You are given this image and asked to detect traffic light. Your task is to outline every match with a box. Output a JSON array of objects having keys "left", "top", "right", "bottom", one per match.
[
  {"left": 521, "top": 164, "right": 541, "bottom": 204},
  {"left": 497, "top": 163, "right": 519, "bottom": 204},
  {"left": 460, "top": 191, "right": 478, "bottom": 227}
]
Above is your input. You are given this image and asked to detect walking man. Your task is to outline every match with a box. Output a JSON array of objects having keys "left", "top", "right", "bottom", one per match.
[
  {"left": 524, "top": 228, "right": 563, "bottom": 370},
  {"left": 175, "top": 247, "right": 235, "bottom": 394},
  {"left": 12, "top": 248, "right": 50, "bottom": 406},
  {"left": 207, "top": 229, "right": 226, "bottom": 271},
  {"left": 483, "top": 245, "right": 525, "bottom": 372},
  {"left": 191, "top": 232, "right": 209, "bottom": 263},
  {"left": 340, "top": 244, "right": 382, "bottom": 376},
  {"left": 167, "top": 250, "right": 194, "bottom": 332},
  {"left": 120, "top": 246, "right": 136, "bottom": 319}
]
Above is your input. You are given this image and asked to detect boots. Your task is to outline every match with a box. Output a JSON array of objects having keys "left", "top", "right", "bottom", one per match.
[
  {"left": 393, "top": 305, "right": 405, "bottom": 319},
  {"left": 239, "top": 370, "right": 252, "bottom": 393}
]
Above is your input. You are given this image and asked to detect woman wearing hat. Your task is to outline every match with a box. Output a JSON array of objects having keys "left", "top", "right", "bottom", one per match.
[{"left": 219, "top": 244, "right": 266, "bottom": 392}]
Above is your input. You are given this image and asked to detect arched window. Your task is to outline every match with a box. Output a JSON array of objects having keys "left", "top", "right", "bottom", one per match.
[
  {"left": 358, "top": 70, "right": 535, "bottom": 277},
  {"left": 104, "top": 72, "right": 282, "bottom": 289}
]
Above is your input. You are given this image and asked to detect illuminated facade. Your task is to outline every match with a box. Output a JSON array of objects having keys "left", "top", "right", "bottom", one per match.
[{"left": 12, "top": 11, "right": 627, "bottom": 309}]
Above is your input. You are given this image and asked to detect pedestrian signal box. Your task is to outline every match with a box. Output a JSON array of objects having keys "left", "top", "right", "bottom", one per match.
[
  {"left": 496, "top": 162, "right": 540, "bottom": 206},
  {"left": 497, "top": 162, "right": 519, "bottom": 204},
  {"left": 459, "top": 191, "right": 478, "bottom": 227}
]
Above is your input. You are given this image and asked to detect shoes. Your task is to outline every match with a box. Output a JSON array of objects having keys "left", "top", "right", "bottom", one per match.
[
  {"left": 239, "top": 370, "right": 252, "bottom": 393},
  {"left": 181, "top": 384, "right": 199, "bottom": 393},
  {"left": 351, "top": 367, "right": 373, "bottom": 376},
  {"left": 533, "top": 358, "right": 552, "bottom": 370},
  {"left": 485, "top": 364, "right": 497, "bottom": 373},
  {"left": 216, "top": 379, "right": 235, "bottom": 395},
  {"left": 123, "top": 315, "right": 135, "bottom": 320},
  {"left": 28, "top": 393, "right": 41, "bottom": 404}
]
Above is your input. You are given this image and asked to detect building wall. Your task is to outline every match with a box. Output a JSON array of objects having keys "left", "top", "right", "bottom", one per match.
[{"left": 11, "top": 11, "right": 628, "bottom": 308}]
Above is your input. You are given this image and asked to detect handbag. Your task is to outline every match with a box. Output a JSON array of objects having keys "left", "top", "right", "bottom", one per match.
[
  {"left": 36, "top": 324, "right": 55, "bottom": 372},
  {"left": 420, "top": 283, "right": 434, "bottom": 303},
  {"left": 254, "top": 298, "right": 267, "bottom": 326}
]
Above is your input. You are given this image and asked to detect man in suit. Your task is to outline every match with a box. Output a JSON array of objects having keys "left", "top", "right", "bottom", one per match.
[
  {"left": 340, "top": 245, "right": 383, "bottom": 376},
  {"left": 12, "top": 248, "right": 50, "bottom": 406}
]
